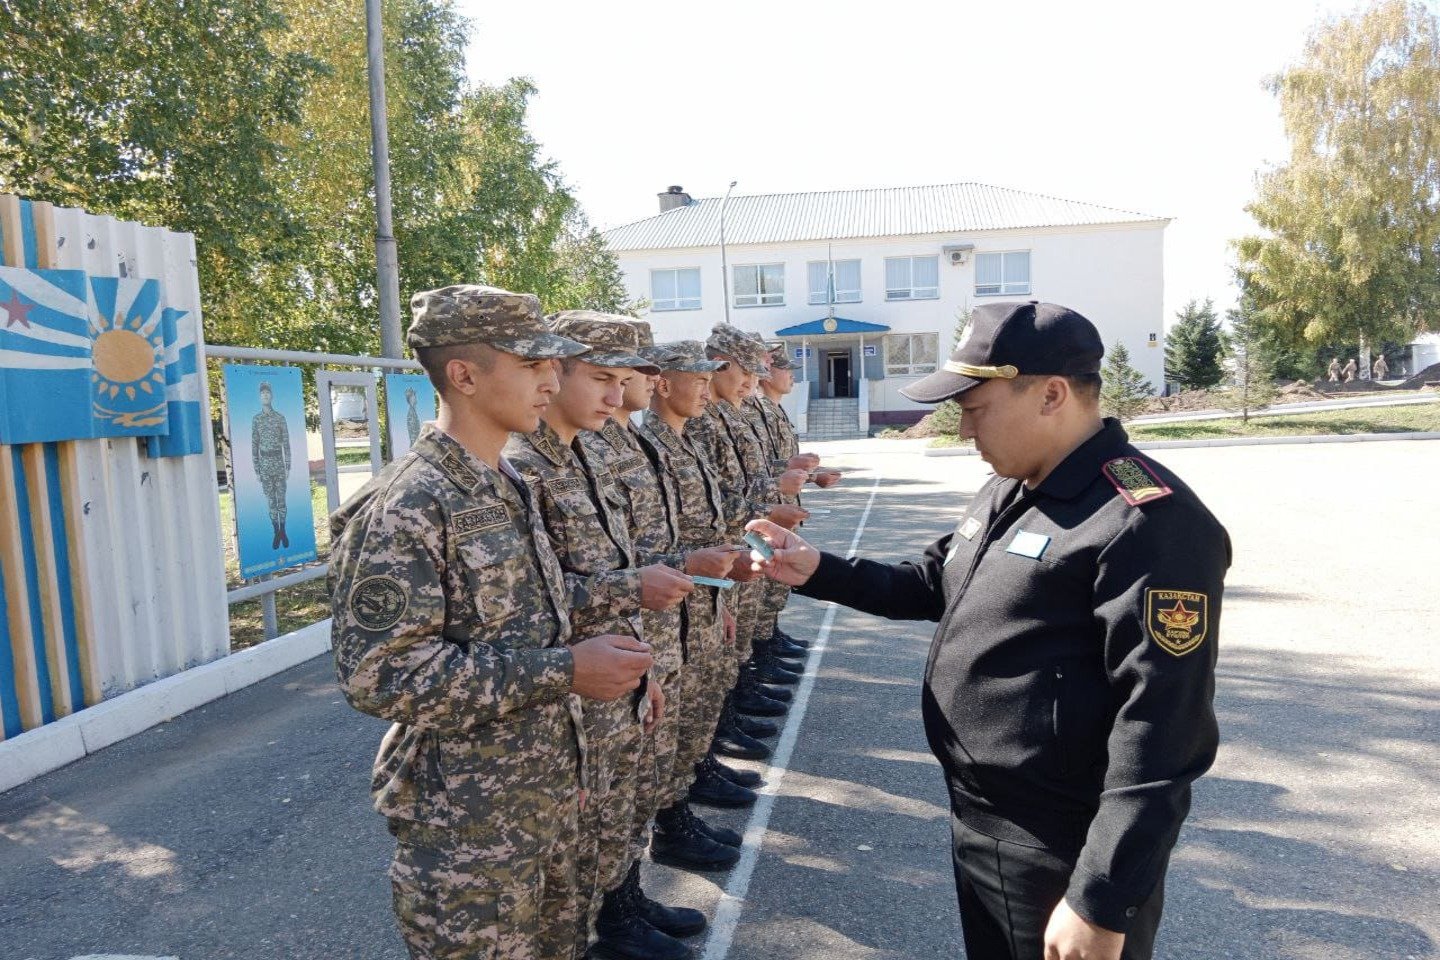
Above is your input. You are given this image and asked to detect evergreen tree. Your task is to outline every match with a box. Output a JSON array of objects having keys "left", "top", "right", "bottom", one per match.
[
  {"left": 1100, "top": 342, "right": 1153, "bottom": 421},
  {"left": 1220, "top": 304, "right": 1279, "bottom": 422},
  {"left": 1164, "top": 298, "right": 1224, "bottom": 390}
]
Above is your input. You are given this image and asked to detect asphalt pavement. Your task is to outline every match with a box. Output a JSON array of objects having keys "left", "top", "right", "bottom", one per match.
[{"left": 1, "top": 437, "right": 1436, "bottom": 960}]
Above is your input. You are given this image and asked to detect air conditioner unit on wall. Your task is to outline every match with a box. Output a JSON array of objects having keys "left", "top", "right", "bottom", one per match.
[{"left": 942, "top": 243, "right": 975, "bottom": 265}]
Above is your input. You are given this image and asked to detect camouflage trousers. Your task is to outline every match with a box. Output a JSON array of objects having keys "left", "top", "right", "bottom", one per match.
[
  {"left": 670, "top": 589, "right": 730, "bottom": 803},
  {"left": 388, "top": 803, "right": 581, "bottom": 960},
  {"left": 629, "top": 663, "right": 681, "bottom": 864},
  {"left": 757, "top": 577, "right": 793, "bottom": 647},
  {"left": 730, "top": 578, "right": 767, "bottom": 666},
  {"left": 260, "top": 473, "right": 287, "bottom": 523},
  {"left": 575, "top": 699, "right": 646, "bottom": 957}
]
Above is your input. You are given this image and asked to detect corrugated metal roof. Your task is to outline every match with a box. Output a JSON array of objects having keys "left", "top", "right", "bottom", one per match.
[{"left": 602, "top": 182, "right": 1166, "bottom": 252}]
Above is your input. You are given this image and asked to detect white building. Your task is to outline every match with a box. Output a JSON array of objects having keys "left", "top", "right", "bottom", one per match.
[{"left": 603, "top": 183, "right": 1169, "bottom": 436}]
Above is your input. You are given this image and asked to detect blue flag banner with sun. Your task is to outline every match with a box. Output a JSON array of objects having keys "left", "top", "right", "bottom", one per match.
[{"left": 0, "top": 265, "right": 204, "bottom": 453}]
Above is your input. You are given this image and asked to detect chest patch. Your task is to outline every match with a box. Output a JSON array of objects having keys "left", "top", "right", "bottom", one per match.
[
  {"left": 547, "top": 476, "right": 587, "bottom": 496},
  {"left": 454, "top": 504, "right": 509, "bottom": 539},
  {"left": 1102, "top": 457, "right": 1173, "bottom": 506},
  {"left": 1147, "top": 589, "right": 1209, "bottom": 656},
  {"left": 1005, "top": 530, "right": 1051, "bottom": 559},
  {"left": 958, "top": 516, "right": 982, "bottom": 541}
]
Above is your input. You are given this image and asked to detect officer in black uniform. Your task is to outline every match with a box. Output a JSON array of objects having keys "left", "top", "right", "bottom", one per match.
[{"left": 746, "top": 301, "right": 1230, "bottom": 960}]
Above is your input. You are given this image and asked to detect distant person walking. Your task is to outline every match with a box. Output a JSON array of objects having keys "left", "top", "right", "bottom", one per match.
[
  {"left": 1327, "top": 358, "right": 1341, "bottom": 382},
  {"left": 1373, "top": 355, "right": 1389, "bottom": 380},
  {"left": 1342, "top": 358, "right": 1358, "bottom": 382}
]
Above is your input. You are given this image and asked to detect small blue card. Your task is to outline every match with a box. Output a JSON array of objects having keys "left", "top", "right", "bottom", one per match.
[
  {"left": 1006, "top": 530, "right": 1051, "bottom": 559},
  {"left": 691, "top": 576, "right": 736, "bottom": 589}
]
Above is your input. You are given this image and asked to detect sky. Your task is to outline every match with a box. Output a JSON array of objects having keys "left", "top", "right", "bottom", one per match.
[{"left": 456, "top": 0, "right": 1374, "bottom": 328}]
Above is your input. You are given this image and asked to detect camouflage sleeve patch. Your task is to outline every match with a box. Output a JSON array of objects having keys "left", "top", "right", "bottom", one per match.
[
  {"left": 349, "top": 575, "right": 409, "bottom": 632},
  {"left": 1102, "top": 457, "right": 1173, "bottom": 507}
]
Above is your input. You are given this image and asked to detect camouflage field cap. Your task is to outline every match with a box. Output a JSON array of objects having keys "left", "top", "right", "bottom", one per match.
[
  {"left": 706, "top": 322, "right": 768, "bottom": 374},
  {"left": 656, "top": 340, "right": 728, "bottom": 374},
  {"left": 550, "top": 310, "right": 660, "bottom": 374},
  {"left": 627, "top": 319, "right": 684, "bottom": 366},
  {"left": 407, "top": 284, "right": 589, "bottom": 359},
  {"left": 766, "top": 343, "right": 797, "bottom": 370}
]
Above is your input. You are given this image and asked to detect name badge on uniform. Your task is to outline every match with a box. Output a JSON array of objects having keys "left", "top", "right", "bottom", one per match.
[
  {"left": 958, "top": 517, "right": 982, "bottom": 540},
  {"left": 1006, "top": 530, "right": 1051, "bottom": 560}
]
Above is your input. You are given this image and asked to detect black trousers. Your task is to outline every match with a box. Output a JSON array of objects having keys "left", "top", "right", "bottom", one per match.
[{"left": 950, "top": 816, "right": 1165, "bottom": 960}]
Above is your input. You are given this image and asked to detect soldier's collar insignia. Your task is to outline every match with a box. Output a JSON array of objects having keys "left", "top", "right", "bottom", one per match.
[
  {"left": 350, "top": 575, "right": 408, "bottom": 632},
  {"left": 1102, "top": 457, "right": 1173, "bottom": 507},
  {"left": 437, "top": 450, "right": 481, "bottom": 492},
  {"left": 533, "top": 423, "right": 569, "bottom": 466},
  {"left": 1146, "top": 589, "right": 1208, "bottom": 656}
]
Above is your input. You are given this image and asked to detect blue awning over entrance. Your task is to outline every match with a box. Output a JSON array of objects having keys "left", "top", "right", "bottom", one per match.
[{"left": 774, "top": 316, "right": 890, "bottom": 336}]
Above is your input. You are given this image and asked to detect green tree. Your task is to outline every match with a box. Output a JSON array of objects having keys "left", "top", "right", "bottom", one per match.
[
  {"left": 1235, "top": 0, "right": 1440, "bottom": 350},
  {"left": 1220, "top": 304, "right": 1279, "bottom": 422},
  {"left": 1100, "top": 342, "right": 1154, "bottom": 421},
  {"left": 1164, "top": 298, "right": 1224, "bottom": 390}
]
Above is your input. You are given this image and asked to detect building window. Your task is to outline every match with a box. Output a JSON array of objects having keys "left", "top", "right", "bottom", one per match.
[
  {"left": 651, "top": 268, "right": 701, "bottom": 311},
  {"left": 734, "top": 263, "right": 785, "bottom": 307},
  {"left": 884, "top": 333, "right": 939, "bottom": 376},
  {"left": 807, "top": 259, "right": 862, "bottom": 305},
  {"left": 975, "top": 251, "right": 1031, "bottom": 296},
  {"left": 884, "top": 256, "right": 940, "bottom": 300}
]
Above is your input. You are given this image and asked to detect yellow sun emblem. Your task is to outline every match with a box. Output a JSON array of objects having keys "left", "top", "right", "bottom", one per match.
[{"left": 91, "top": 308, "right": 167, "bottom": 429}]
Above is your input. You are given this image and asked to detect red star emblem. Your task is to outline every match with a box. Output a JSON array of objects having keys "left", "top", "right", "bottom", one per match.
[{"left": 1, "top": 289, "right": 34, "bottom": 329}]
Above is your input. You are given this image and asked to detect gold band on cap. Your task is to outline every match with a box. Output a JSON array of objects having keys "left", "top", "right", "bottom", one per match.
[{"left": 943, "top": 360, "right": 1019, "bottom": 379}]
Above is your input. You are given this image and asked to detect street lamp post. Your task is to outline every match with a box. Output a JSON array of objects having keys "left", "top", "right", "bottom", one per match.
[
  {"left": 719, "top": 180, "right": 737, "bottom": 327},
  {"left": 365, "top": 0, "right": 404, "bottom": 359}
]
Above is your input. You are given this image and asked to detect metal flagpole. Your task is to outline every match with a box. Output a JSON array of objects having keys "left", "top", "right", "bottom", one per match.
[
  {"left": 719, "top": 180, "right": 738, "bottom": 328},
  {"left": 366, "top": 0, "right": 404, "bottom": 359}
]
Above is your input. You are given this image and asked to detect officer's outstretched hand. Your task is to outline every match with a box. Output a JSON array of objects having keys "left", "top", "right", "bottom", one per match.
[
  {"left": 639, "top": 563, "right": 695, "bottom": 610},
  {"left": 744, "top": 519, "right": 820, "bottom": 586},
  {"left": 570, "top": 635, "right": 653, "bottom": 701}
]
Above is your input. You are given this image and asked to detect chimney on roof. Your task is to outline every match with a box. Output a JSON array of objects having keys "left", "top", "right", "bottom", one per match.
[{"left": 658, "top": 185, "right": 692, "bottom": 213}]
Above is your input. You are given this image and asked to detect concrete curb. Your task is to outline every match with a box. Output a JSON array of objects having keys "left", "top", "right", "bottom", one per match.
[
  {"left": 0, "top": 619, "right": 333, "bottom": 795},
  {"left": 922, "top": 431, "right": 1440, "bottom": 457}
]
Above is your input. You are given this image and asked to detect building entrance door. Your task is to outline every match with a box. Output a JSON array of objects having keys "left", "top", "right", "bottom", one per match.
[{"left": 827, "top": 351, "right": 851, "bottom": 398}]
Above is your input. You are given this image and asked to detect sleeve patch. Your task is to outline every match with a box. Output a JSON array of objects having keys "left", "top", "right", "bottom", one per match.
[
  {"left": 350, "top": 575, "right": 409, "bottom": 632},
  {"left": 1102, "top": 457, "right": 1173, "bottom": 506},
  {"left": 1146, "top": 589, "right": 1208, "bottom": 656}
]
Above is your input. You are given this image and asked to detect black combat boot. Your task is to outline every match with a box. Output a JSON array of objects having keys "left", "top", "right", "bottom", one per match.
[
  {"left": 733, "top": 672, "right": 787, "bottom": 717},
  {"left": 734, "top": 713, "right": 778, "bottom": 739},
  {"left": 689, "top": 755, "right": 758, "bottom": 808},
  {"left": 684, "top": 799, "right": 742, "bottom": 847},
  {"left": 591, "top": 882, "right": 692, "bottom": 960},
  {"left": 774, "top": 627, "right": 810, "bottom": 651},
  {"left": 748, "top": 653, "right": 801, "bottom": 686},
  {"left": 712, "top": 699, "right": 772, "bottom": 760},
  {"left": 651, "top": 802, "right": 741, "bottom": 872},
  {"left": 278, "top": 521, "right": 289, "bottom": 548},
  {"left": 709, "top": 753, "right": 764, "bottom": 789},
  {"left": 773, "top": 635, "right": 810, "bottom": 658},
  {"left": 624, "top": 861, "right": 707, "bottom": 938},
  {"left": 759, "top": 638, "right": 804, "bottom": 670}
]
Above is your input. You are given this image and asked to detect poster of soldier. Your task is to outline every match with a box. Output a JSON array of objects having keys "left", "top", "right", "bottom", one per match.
[
  {"left": 382, "top": 372, "right": 436, "bottom": 460},
  {"left": 222, "top": 363, "right": 318, "bottom": 578}
]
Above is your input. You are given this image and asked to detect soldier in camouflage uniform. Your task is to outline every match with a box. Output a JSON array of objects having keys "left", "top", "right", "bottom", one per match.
[
  {"left": 505, "top": 311, "right": 694, "bottom": 960},
  {"left": 405, "top": 386, "right": 422, "bottom": 445},
  {"left": 329, "top": 284, "right": 655, "bottom": 960},
  {"left": 684, "top": 324, "right": 809, "bottom": 760},
  {"left": 580, "top": 320, "right": 742, "bottom": 934},
  {"left": 641, "top": 341, "right": 768, "bottom": 843},
  {"left": 251, "top": 381, "right": 292, "bottom": 549}
]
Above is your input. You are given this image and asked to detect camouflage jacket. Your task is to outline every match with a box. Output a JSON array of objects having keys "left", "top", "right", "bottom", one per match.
[
  {"left": 251, "top": 407, "right": 291, "bottom": 476},
  {"left": 504, "top": 420, "right": 643, "bottom": 643},
  {"left": 746, "top": 395, "right": 801, "bottom": 507},
  {"left": 583, "top": 418, "right": 685, "bottom": 671},
  {"left": 329, "top": 424, "right": 583, "bottom": 832},
  {"left": 685, "top": 402, "right": 776, "bottom": 537},
  {"left": 755, "top": 395, "right": 799, "bottom": 467}
]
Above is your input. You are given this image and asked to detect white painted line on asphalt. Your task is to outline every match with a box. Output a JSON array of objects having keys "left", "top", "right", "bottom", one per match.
[{"left": 700, "top": 472, "right": 884, "bottom": 960}]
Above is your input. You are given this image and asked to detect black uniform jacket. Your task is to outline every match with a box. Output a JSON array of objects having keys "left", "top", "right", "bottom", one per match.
[{"left": 797, "top": 419, "right": 1230, "bottom": 931}]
